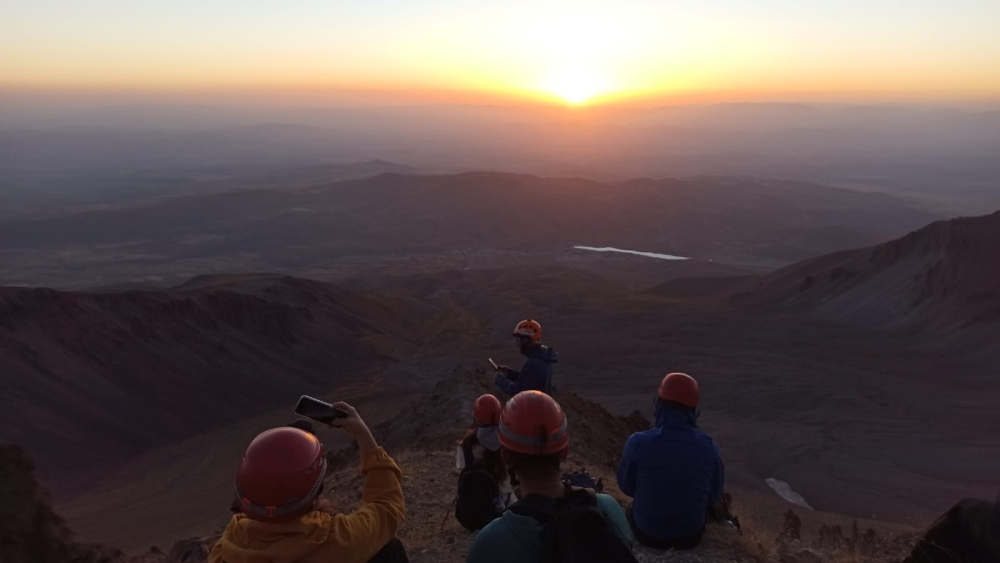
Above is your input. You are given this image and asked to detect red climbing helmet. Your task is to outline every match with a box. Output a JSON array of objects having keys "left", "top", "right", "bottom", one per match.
[
  {"left": 498, "top": 391, "right": 569, "bottom": 455},
  {"left": 473, "top": 394, "right": 503, "bottom": 426},
  {"left": 658, "top": 372, "right": 700, "bottom": 408},
  {"left": 233, "top": 427, "right": 327, "bottom": 522},
  {"left": 512, "top": 319, "right": 542, "bottom": 342}
]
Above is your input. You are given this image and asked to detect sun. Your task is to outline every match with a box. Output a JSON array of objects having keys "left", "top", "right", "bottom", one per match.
[{"left": 543, "top": 66, "right": 608, "bottom": 105}]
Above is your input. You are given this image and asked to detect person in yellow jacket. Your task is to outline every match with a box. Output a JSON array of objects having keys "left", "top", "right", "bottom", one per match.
[{"left": 209, "top": 402, "right": 408, "bottom": 563}]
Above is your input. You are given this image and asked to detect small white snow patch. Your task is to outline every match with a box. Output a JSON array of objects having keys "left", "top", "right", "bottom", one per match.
[
  {"left": 574, "top": 246, "right": 689, "bottom": 261},
  {"left": 765, "top": 478, "right": 813, "bottom": 509}
]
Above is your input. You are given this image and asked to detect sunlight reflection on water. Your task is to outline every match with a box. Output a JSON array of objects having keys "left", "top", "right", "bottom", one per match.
[{"left": 573, "top": 246, "right": 689, "bottom": 260}]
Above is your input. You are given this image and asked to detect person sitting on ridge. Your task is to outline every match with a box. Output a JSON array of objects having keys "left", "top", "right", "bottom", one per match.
[
  {"left": 453, "top": 394, "right": 517, "bottom": 531},
  {"left": 616, "top": 372, "right": 725, "bottom": 550},
  {"left": 493, "top": 319, "right": 559, "bottom": 396},
  {"left": 467, "top": 391, "right": 635, "bottom": 563},
  {"left": 209, "top": 403, "right": 408, "bottom": 563}
]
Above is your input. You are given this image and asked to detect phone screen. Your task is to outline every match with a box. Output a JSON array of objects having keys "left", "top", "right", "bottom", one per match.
[{"left": 294, "top": 395, "right": 349, "bottom": 424}]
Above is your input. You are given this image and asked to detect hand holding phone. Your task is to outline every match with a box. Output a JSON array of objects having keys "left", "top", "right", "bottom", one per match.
[
  {"left": 294, "top": 395, "right": 350, "bottom": 425},
  {"left": 294, "top": 396, "right": 378, "bottom": 454},
  {"left": 328, "top": 401, "right": 378, "bottom": 454}
]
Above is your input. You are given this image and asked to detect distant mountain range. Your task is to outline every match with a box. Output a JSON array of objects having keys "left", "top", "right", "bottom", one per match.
[{"left": 0, "top": 172, "right": 940, "bottom": 288}]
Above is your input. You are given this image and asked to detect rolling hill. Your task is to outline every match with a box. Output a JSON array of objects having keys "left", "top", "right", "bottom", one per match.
[
  {"left": 733, "top": 210, "right": 1000, "bottom": 335},
  {"left": 0, "top": 173, "right": 938, "bottom": 289}
]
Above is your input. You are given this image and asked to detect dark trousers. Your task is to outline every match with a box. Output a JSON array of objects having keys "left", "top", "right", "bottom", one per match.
[
  {"left": 626, "top": 505, "right": 704, "bottom": 551},
  {"left": 368, "top": 538, "right": 410, "bottom": 563}
]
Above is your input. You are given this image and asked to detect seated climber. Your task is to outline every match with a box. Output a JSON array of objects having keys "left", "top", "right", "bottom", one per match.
[
  {"left": 454, "top": 393, "right": 517, "bottom": 530},
  {"left": 616, "top": 372, "right": 725, "bottom": 550},
  {"left": 209, "top": 403, "right": 408, "bottom": 563},
  {"left": 467, "top": 391, "right": 636, "bottom": 563}
]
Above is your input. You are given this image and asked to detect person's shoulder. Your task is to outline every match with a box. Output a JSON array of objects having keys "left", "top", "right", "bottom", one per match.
[
  {"left": 467, "top": 517, "right": 514, "bottom": 562},
  {"left": 594, "top": 494, "right": 634, "bottom": 546},
  {"left": 693, "top": 428, "right": 720, "bottom": 448},
  {"left": 595, "top": 493, "right": 626, "bottom": 517},
  {"left": 524, "top": 353, "right": 546, "bottom": 365},
  {"left": 471, "top": 516, "right": 511, "bottom": 547},
  {"left": 627, "top": 427, "right": 657, "bottom": 445}
]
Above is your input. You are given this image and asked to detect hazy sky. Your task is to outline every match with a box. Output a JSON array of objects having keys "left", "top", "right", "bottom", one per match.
[{"left": 3, "top": 0, "right": 999, "bottom": 105}]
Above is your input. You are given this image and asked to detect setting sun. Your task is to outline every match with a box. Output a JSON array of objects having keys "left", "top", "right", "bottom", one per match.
[{"left": 543, "top": 66, "right": 609, "bottom": 105}]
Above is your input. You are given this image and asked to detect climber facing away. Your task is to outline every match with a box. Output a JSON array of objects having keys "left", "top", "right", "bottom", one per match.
[
  {"left": 209, "top": 403, "right": 408, "bottom": 563},
  {"left": 616, "top": 373, "right": 725, "bottom": 550},
  {"left": 467, "top": 391, "right": 636, "bottom": 563},
  {"left": 493, "top": 319, "right": 559, "bottom": 396}
]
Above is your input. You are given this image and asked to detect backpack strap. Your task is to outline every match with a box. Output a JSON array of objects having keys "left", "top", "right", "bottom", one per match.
[
  {"left": 562, "top": 486, "right": 598, "bottom": 508},
  {"left": 461, "top": 444, "right": 475, "bottom": 469},
  {"left": 507, "top": 485, "right": 598, "bottom": 523},
  {"left": 507, "top": 494, "right": 559, "bottom": 524}
]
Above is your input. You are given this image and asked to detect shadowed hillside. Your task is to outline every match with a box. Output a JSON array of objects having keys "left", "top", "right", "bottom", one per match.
[
  {"left": 0, "top": 445, "right": 126, "bottom": 563},
  {"left": 733, "top": 210, "right": 1000, "bottom": 336},
  {"left": 0, "top": 275, "right": 420, "bottom": 494}
]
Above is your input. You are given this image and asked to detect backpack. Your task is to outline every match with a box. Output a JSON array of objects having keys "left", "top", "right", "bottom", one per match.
[
  {"left": 507, "top": 486, "right": 638, "bottom": 563},
  {"left": 454, "top": 445, "right": 502, "bottom": 531}
]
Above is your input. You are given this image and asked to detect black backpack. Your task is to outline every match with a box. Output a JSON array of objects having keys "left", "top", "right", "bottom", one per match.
[
  {"left": 454, "top": 446, "right": 502, "bottom": 531},
  {"left": 507, "top": 486, "right": 638, "bottom": 563}
]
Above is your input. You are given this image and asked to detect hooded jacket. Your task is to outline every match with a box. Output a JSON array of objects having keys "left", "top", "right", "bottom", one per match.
[
  {"left": 615, "top": 403, "right": 724, "bottom": 541},
  {"left": 209, "top": 447, "right": 404, "bottom": 563},
  {"left": 494, "top": 344, "right": 559, "bottom": 396}
]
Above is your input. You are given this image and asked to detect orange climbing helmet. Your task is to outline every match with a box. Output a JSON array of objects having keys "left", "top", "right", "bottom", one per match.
[
  {"left": 498, "top": 391, "right": 569, "bottom": 455},
  {"left": 512, "top": 319, "right": 542, "bottom": 342},
  {"left": 473, "top": 394, "right": 503, "bottom": 426},
  {"left": 658, "top": 372, "right": 700, "bottom": 408},
  {"left": 233, "top": 427, "right": 327, "bottom": 522}
]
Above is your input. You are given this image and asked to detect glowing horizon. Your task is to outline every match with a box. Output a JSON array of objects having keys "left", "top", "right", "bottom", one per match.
[{"left": 3, "top": 0, "right": 999, "bottom": 106}]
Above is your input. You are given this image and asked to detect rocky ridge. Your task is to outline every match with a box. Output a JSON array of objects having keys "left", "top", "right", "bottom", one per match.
[{"left": 2, "top": 366, "right": 922, "bottom": 563}]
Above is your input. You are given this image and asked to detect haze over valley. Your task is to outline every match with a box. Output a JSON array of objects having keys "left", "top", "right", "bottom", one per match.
[{"left": 2, "top": 1, "right": 1000, "bottom": 560}]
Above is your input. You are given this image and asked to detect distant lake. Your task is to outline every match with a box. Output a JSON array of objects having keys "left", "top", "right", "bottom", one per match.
[{"left": 573, "top": 246, "right": 689, "bottom": 261}]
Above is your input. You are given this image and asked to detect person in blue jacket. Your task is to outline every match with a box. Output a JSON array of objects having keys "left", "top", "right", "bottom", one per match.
[
  {"left": 616, "top": 372, "right": 725, "bottom": 550},
  {"left": 493, "top": 319, "right": 559, "bottom": 396}
]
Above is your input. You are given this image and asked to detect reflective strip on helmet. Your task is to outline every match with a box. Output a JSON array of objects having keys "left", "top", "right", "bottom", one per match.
[
  {"left": 234, "top": 457, "right": 327, "bottom": 519},
  {"left": 499, "top": 416, "right": 568, "bottom": 451}
]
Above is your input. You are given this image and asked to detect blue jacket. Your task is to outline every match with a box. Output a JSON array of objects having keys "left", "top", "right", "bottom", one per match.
[
  {"left": 494, "top": 345, "right": 558, "bottom": 396},
  {"left": 616, "top": 403, "right": 724, "bottom": 541}
]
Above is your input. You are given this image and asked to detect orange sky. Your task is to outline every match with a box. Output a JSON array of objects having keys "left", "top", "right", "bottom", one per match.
[{"left": 3, "top": 0, "right": 999, "bottom": 106}]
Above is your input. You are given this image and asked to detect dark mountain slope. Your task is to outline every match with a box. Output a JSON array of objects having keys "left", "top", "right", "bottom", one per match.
[
  {"left": 733, "top": 211, "right": 1000, "bottom": 334},
  {"left": 0, "top": 275, "right": 419, "bottom": 494},
  {"left": 0, "top": 445, "right": 124, "bottom": 563}
]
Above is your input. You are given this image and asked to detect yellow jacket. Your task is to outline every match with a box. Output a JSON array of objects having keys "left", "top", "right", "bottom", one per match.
[{"left": 209, "top": 447, "right": 404, "bottom": 563}]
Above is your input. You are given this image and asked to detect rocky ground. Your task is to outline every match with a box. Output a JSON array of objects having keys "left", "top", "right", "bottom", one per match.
[{"left": 1, "top": 367, "right": 923, "bottom": 563}]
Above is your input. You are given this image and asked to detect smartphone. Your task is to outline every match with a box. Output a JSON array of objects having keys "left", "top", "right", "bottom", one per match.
[
  {"left": 488, "top": 358, "right": 499, "bottom": 371},
  {"left": 294, "top": 395, "right": 350, "bottom": 424}
]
